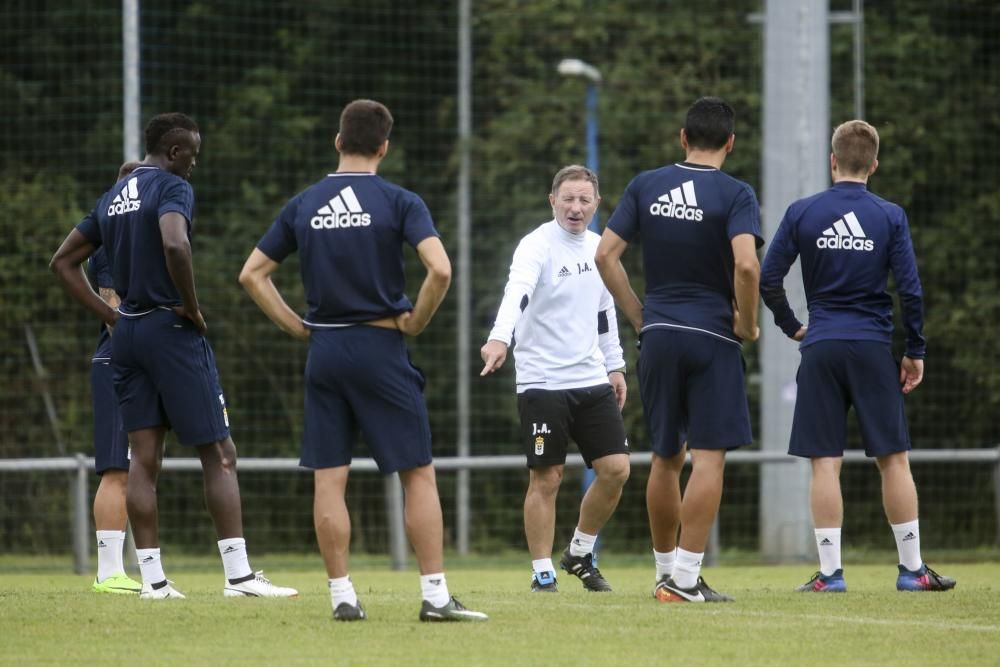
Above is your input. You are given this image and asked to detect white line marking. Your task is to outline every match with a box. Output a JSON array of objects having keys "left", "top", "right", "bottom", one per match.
[{"left": 698, "top": 607, "right": 1000, "bottom": 633}]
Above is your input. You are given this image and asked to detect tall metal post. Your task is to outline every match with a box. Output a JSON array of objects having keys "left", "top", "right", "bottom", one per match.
[
  {"left": 760, "top": 0, "right": 829, "bottom": 562},
  {"left": 122, "top": 0, "right": 141, "bottom": 162},
  {"left": 121, "top": 0, "right": 142, "bottom": 573},
  {"left": 72, "top": 453, "right": 89, "bottom": 575},
  {"left": 585, "top": 82, "right": 599, "bottom": 217},
  {"left": 557, "top": 58, "right": 603, "bottom": 554},
  {"left": 385, "top": 474, "right": 408, "bottom": 570},
  {"left": 853, "top": 0, "right": 865, "bottom": 119},
  {"left": 455, "top": 0, "right": 472, "bottom": 556}
]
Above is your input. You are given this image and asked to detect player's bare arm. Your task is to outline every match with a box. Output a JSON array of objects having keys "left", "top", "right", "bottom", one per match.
[
  {"left": 731, "top": 233, "right": 760, "bottom": 341},
  {"left": 49, "top": 228, "right": 117, "bottom": 328},
  {"left": 396, "top": 236, "right": 451, "bottom": 336},
  {"left": 479, "top": 339, "right": 508, "bottom": 376},
  {"left": 159, "top": 211, "right": 206, "bottom": 335},
  {"left": 239, "top": 248, "right": 310, "bottom": 341},
  {"left": 595, "top": 228, "right": 643, "bottom": 334}
]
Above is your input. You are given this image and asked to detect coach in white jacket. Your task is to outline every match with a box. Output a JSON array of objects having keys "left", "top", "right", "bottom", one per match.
[{"left": 481, "top": 165, "right": 630, "bottom": 593}]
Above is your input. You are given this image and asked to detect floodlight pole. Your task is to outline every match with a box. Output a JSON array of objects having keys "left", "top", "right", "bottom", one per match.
[
  {"left": 120, "top": 0, "right": 142, "bottom": 575},
  {"left": 760, "top": 0, "right": 830, "bottom": 563},
  {"left": 123, "top": 0, "right": 141, "bottom": 162},
  {"left": 557, "top": 59, "right": 602, "bottom": 232},
  {"left": 455, "top": 0, "right": 473, "bottom": 556},
  {"left": 558, "top": 58, "right": 603, "bottom": 554},
  {"left": 584, "top": 82, "right": 599, "bottom": 216}
]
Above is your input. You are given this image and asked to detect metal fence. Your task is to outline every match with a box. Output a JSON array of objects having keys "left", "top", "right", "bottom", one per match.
[{"left": 3, "top": 448, "right": 997, "bottom": 573}]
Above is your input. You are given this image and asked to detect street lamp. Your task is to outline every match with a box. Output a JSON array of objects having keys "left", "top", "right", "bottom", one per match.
[
  {"left": 557, "top": 58, "right": 601, "bottom": 232},
  {"left": 558, "top": 58, "right": 604, "bottom": 557}
]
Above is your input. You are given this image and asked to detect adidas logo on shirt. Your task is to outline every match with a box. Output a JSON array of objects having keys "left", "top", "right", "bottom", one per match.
[
  {"left": 310, "top": 186, "right": 372, "bottom": 229},
  {"left": 649, "top": 180, "right": 704, "bottom": 221},
  {"left": 816, "top": 211, "right": 874, "bottom": 251},
  {"left": 107, "top": 177, "right": 141, "bottom": 216},
  {"left": 557, "top": 266, "right": 572, "bottom": 278}
]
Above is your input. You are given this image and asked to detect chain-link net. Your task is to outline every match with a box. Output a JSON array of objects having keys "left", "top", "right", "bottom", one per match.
[{"left": 1, "top": 0, "right": 997, "bottom": 558}]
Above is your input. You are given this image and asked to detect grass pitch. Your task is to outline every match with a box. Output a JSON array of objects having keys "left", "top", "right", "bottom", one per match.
[{"left": 1, "top": 557, "right": 998, "bottom": 666}]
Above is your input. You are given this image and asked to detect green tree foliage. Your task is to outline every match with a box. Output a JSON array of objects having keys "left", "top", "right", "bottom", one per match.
[
  {"left": 858, "top": 2, "right": 1000, "bottom": 446},
  {"left": 1, "top": 1, "right": 996, "bottom": 553}
]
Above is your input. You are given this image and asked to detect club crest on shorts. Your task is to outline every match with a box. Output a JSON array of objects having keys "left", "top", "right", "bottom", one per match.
[
  {"left": 534, "top": 435, "right": 545, "bottom": 455},
  {"left": 219, "top": 393, "right": 229, "bottom": 427}
]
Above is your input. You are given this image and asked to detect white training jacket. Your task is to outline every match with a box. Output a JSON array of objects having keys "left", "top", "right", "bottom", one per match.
[{"left": 487, "top": 220, "right": 625, "bottom": 393}]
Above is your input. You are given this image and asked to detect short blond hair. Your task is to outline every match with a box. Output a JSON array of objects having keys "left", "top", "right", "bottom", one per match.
[
  {"left": 832, "top": 120, "right": 879, "bottom": 176},
  {"left": 551, "top": 164, "right": 599, "bottom": 197}
]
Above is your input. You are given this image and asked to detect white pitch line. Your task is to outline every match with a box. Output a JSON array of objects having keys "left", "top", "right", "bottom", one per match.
[
  {"left": 497, "top": 600, "right": 1000, "bottom": 633},
  {"left": 699, "top": 607, "right": 1000, "bottom": 633}
]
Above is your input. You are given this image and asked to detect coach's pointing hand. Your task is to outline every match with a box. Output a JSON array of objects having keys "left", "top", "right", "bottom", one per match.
[{"left": 480, "top": 340, "right": 508, "bottom": 376}]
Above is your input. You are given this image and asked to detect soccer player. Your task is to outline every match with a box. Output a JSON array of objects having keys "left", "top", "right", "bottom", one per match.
[
  {"left": 595, "top": 97, "right": 762, "bottom": 602},
  {"left": 759, "top": 119, "right": 956, "bottom": 593},
  {"left": 50, "top": 113, "right": 297, "bottom": 600},
  {"left": 480, "top": 165, "right": 630, "bottom": 593},
  {"left": 89, "top": 161, "right": 142, "bottom": 595},
  {"left": 239, "top": 99, "right": 487, "bottom": 622}
]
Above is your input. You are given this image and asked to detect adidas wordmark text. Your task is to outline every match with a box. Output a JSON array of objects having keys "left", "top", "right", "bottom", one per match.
[
  {"left": 310, "top": 186, "right": 371, "bottom": 229},
  {"left": 107, "top": 177, "right": 141, "bottom": 216},
  {"left": 649, "top": 180, "right": 704, "bottom": 221},
  {"left": 816, "top": 211, "right": 874, "bottom": 251}
]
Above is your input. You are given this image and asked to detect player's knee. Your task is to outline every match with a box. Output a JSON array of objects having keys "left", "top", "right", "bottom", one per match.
[
  {"left": 199, "top": 439, "right": 238, "bottom": 473},
  {"left": 528, "top": 466, "right": 563, "bottom": 495},
  {"left": 875, "top": 451, "right": 910, "bottom": 474},
  {"left": 596, "top": 455, "right": 630, "bottom": 488}
]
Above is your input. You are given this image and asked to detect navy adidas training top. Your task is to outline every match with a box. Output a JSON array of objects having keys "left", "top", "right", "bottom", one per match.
[
  {"left": 607, "top": 162, "right": 764, "bottom": 344},
  {"left": 759, "top": 181, "right": 925, "bottom": 358},
  {"left": 256, "top": 173, "right": 439, "bottom": 327},
  {"left": 76, "top": 165, "right": 195, "bottom": 316},
  {"left": 87, "top": 245, "right": 114, "bottom": 360}
]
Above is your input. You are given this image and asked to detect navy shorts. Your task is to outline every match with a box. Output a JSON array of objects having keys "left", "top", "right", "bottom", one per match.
[
  {"left": 91, "top": 358, "right": 130, "bottom": 473},
  {"left": 789, "top": 340, "right": 910, "bottom": 458},
  {"left": 302, "top": 326, "right": 432, "bottom": 474},
  {"left": 638, "top": 328, "right": 752, "bottom": 456},
  {"left": 111, "top": 309, "right": 230, "bottom": 446},
  {"left": 517, "top": 384, "right": 628, "bottom": 468}
]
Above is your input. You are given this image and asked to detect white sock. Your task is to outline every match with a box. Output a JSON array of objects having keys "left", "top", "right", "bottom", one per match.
[
  {"left": 815, "top": 528, "right": 842, "bottom": 576},
  {"left": 136, "top": 547, "right": 166, "bottom": 586},
  {"left": 329, "top": 576, "right": 358, "bottom": 608},
  {"left": 671, "top": 548, "right": 704, "bottom": 590},
  {"left": 569, "top": 528, "right": 598, "bottom": 557},
  {"left": 420, "top": 573, "right": 451, "bottom": 608},
  {"left": 654, "top": 549, "right": 676, "bottom": 581},
  {"left": 891, "top": 519, "right": 922, "bottom": 572},
  {"left": 96, "top": 530, "right": 125, "bottom": 582},
  {"left": 532, "top": 558, "right": 555, "bottom": 576},
  {"left": 218, "top": 537, "right": 253, "bottom": 582}
]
